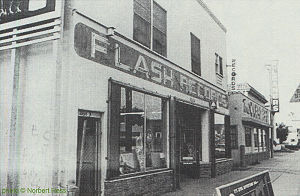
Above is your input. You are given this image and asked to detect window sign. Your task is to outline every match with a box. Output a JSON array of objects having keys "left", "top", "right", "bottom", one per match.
[
  {"left": 0, "top": 0, "right": 56, "bottom": 24},
  {"left": 181, "top": 129, "right": 196, "bottom": 163}
]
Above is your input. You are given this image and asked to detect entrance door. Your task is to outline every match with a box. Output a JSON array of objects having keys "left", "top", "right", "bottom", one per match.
[
  {"left": 76, "top": 111, "right": 101, "bottom": 196},
  {"left": 177, "top": 102, "right": 202, "bottom": 178}
]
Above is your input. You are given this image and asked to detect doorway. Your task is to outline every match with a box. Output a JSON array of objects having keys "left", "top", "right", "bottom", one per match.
[
  {"left": 76, "top": 111, "right": 101, "bottom": 196},
  {"left": 176, "top": 102, "right": 202, "bottom": 179}
]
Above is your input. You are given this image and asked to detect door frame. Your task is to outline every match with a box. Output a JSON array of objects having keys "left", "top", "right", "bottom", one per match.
[{"left": 77, "top": 109, "right": 102, "bottom": 196}]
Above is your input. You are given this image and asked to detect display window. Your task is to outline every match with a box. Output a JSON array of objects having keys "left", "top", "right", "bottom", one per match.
[
  {"left": 112, "top": 85, "right": 168, "bottom": 176},
  {"left": 215, "top": 113, "right": 226, "bottom": 159},
  {"left": 245, "top": 126, "right": 252, "bottom": 147},
  {"left": 181, "top": 129, "right": 196, "bottom": 162},
  {"left": 253, "top": 128, "right": 259, "bottom": 152}
]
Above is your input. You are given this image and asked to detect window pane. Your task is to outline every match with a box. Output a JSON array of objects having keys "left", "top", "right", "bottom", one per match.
[
  {"left": 153, "top": 27, "right": 166, "bottom": 57},
  {"left": 191, "top": 33, "right": 201, "bottom": 76},
  {"left": 153, "top": 2, "right": 167, "bottom": 34},
  {"left": 254, "top": 128, "right": 258, "bottom": 147},
  {"left": 245, "top": 127, "right": 252, "bottom": 147},
  {"left": 134, "top": 0, "right": 151, "bottom": 22},
  {"left": 119, "top": 89, "right": 145, "bottom": 174},
  {"left": 219, "top": 56, "right": 223, "bottom": 75},
  {"left": 119, "top": 87, "right": 167, "bottom": 175},
  {"left": 133, "top": 14, "right": 151, "bottom": 48},
  {"left": 215, "top": 54, "right": 219, "bottom": 74},
  {"left": 145, "top": 94, "right": 167, "bottom": 169},
  {"left": 215, "top": 114, "right": 225, "bottom": 159}
]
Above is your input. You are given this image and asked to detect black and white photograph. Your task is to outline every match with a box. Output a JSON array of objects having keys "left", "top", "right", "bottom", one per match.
[{"left": 0, "top": 0, "right": 299, "bottom": 195}]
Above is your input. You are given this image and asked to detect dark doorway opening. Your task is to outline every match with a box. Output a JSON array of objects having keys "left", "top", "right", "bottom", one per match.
[
  {"left": 176, "top": 102, "right": 202, "bottom": 179},
  {"left": 76, "top": 111, "right": 101, "bottom": 196}
]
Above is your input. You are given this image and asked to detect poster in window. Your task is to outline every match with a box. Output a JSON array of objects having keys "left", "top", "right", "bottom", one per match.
[
  {"left": 181, "top": 129, "right": 196, "bottom": 163},
  {"left": 0, "top": 0, "right": 56, "bottom": 24}
]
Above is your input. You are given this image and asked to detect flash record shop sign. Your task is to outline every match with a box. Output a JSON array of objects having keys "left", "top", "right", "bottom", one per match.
[
  {"left": 215, "top": 171, "right": 274, "bottom": 196},
  {"left": 74, "top": 23, "right": 228, "bottom": 108}
]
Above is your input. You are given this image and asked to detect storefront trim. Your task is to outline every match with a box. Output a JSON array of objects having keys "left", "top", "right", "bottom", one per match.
[
  {"left": 73, "top": 18, "right": 229, "bottom": 109},
  {"left": 109, "top": 77, "right": 170, "bottom": 99},
  {"left": 105, "top": 169, "right": 173, "bottom": 182},
  {"left": 175, "top": 97, "right": 209, "bottom": 111}
]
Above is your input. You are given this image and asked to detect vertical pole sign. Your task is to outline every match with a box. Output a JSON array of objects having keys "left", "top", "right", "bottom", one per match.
[
  {"left": 228, "top": 59, "right": 237, "bottom": 92},
  {"left": 270, "top": 61, "right": 279, "bottom": 113}
]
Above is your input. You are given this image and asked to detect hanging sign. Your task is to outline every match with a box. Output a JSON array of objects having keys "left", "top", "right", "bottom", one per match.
[
  {"left": 231, "top": 59, "right": 237, "bottom": 91},
  {"left": 271, "top": 99, "right": 279, "bottom": 112},
  {"left": 215, "top": 171, "right": 274, "bottom": 196}
]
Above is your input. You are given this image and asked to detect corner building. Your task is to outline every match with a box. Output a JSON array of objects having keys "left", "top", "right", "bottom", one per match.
[
  {"left": 229, "top": 84, "right": 272, "bottom": 167},
  {"left": 0, "top": 0, "right": 231, "bottom": 195}
]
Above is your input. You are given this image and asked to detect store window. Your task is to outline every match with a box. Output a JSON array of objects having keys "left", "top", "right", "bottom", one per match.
[
  {"left": 133, "top": 0, "right": 167, "bottom": 57},
  {"left": 254, "top": 128, "right": 259, "bottom": 152},
  {"left": 215, "top": 113, "right": 226, "bottom": 159},
  {"left": 118, "top": 86, "right": 168, "bottom": 175},
  {"left": 191, "top": 33, "right": 201, "bottom": 76},
  {"left": 245, "top": 127, "right": 252, "bottom": 147},
  {"left": 215, "top": 53, "right": 223, "bottom": 76},
  {"left": 261, "top": 129, "right": 266, "bottom": 151}
]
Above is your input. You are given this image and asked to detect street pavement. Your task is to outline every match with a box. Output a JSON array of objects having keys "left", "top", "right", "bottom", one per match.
[{"left": 162, "top": 150, "right": 300, "bottom": 196}]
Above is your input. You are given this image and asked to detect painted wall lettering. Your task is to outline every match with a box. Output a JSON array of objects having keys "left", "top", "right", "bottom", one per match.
[{"left": 74, "top": 23, "right": 229, "bottom": 108}]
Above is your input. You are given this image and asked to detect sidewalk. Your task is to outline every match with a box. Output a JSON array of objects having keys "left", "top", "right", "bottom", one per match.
[{"left": 162, "top": 151, "right": 300, "bottom": 196}]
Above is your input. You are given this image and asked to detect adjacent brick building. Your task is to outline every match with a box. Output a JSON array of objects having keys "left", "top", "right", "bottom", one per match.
[{"left": 229, "top": 83, "right": 272, "bottom": 167}]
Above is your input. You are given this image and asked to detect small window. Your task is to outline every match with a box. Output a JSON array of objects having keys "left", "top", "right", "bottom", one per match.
[
  {"left": 254, "top": 129, "right": 259, "bottom": 148},
  {"left": 245, "top": 127, "right": 252, "bottom": 147},
  {"left": 191, "top": 33, "right": 201, "bottom": 76},
  {"left": 133, "top": 0, "right": 151, "bottom": 48},
  {"left": 215, "top": 53, "right": 223, "bottom": 76},
  {"left": 133, "top": 0, "right": 167, "bottom": 57},
  {"left": 153, "top": 1, "right": 167, "bottom": 56}
]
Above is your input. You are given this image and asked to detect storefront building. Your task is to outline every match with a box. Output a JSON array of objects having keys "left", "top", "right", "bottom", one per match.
[
  {"left": 0, "top": 0, "right": 231, "bottom": 195},
  {"left": 229, "top": 84, "right": 272, "bottom": 167}
]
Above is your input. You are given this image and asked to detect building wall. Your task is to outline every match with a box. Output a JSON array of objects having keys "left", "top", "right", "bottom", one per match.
[
  {"left": 104, "top": 170, "right": 173, "bottom": 196},
  {"left": 0, "top": 49, "right": 13, "bottom": 188},
  {"left": 18, "top": 42, "right": 58, "bottom": 189},
  {"left": 229, "top": 93, "right": 270, "bottom": 167},
  {"left": 73, "top": 0, "right": 227, "bottom": 90},
  {"left": 0, "top": 0, "right": 228, "bottom": 194},
  {"left": 0, "top": 41, "right": 59, "bottom": 190}
]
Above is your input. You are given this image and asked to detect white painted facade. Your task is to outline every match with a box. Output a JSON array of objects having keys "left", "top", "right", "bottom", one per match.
[{"left": 0, "top": 0, "right": 228, "bottom": 195}]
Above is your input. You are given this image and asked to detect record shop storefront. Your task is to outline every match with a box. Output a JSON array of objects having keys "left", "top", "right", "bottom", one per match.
[{"left": 70, "top": 17, "right": 230, "bottom": 196}]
